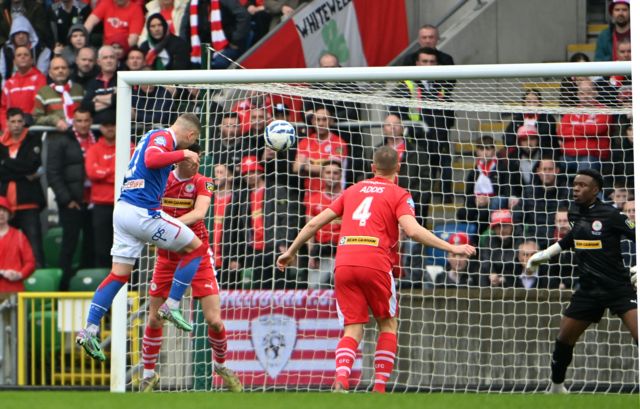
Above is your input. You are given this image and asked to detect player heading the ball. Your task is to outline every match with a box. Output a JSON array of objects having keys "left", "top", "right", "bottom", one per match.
[
  {"left": 277, "top": 145, "right": 476, "bottom": 393},
  {"left": 77, "top": 113, "right": 207, "bottom": 362}
]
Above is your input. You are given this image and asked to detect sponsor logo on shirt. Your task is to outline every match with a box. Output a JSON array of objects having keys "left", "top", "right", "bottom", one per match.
[
  {"left": 574, "top": 240, "right": 602, "bottom": 249},
  {"left": 339, "top": 236, "right": 380, "bottom": 246},
  {"left": 206, "top": 181, "right": 215, "bottom": 193},
  {"left": 407, "top": 197, "right": 415, "bottom": 209},
  {"left": 359, "top": 186, "right": 385, "bottom": 194},
  {"left": 161, "top": 197, "right": 193, "bottom": 208},
  {"left": 122, "top": 179, "right": 145, "bottom": 190}
]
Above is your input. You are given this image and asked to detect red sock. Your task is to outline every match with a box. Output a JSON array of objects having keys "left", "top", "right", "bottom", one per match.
[
  {"left": 373, "top": 332, "right": 397, "bottom": 393},
  {"left": 208, "top": 326, "right": 227, "bottom": 365},
  {"left": 334, "top": 336, "right": 358, "bottom": 389},
  {"left": 142, "top": 326, "right": 163, "bottom": 371}
]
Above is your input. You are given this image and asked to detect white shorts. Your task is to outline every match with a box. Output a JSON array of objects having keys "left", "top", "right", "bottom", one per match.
[{"left": 111, "top": 200, "right": 195, "bottom": 263}]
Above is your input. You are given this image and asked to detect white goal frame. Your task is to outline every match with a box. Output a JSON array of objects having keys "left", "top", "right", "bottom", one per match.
[{"left": 111, "top": 60, "right": 635, "bottom": 393}]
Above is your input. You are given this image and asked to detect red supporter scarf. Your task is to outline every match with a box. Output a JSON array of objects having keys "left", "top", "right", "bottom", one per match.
[
  {"left": 189, "top": 0, "right": 229, "bottom": 65},
  {"left": 73, "top": 128, "right": 96, "bottom": 154},
  {"left": 51, "top": 82, "right": 77, "bottom": 124}
]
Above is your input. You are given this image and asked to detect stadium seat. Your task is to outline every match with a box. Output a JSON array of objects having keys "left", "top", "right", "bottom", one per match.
[
  {"left": 29, "top": 268, "right": 63, "bottom": 290},
  {"left": 29, "top": 311, "right": 61, "bottom": 353},
  {"left": 69, "top": 275, "right": 101, "bottom": 292},
  {"left": 43, "top": 227, "right": 83, "bottom": 270},
  {"left": 75, "top": 268, "right": 110, "bottom": 282},
  {"left": 425, "top": 222, "right": 478, "bottom": 267},
  {"left": 24, "top": 273, "right": 58, "bottom": 292}
]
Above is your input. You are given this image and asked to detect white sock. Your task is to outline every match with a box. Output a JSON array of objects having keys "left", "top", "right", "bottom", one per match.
[
  {"left": 165, "top": 298, "right": 180, "bottom": 309},
  {"left": 143, "top": 369, "right": 155, "bottom": 379},
  {"left": 86, "top": 324, "right": 99, "bottom": 336}
]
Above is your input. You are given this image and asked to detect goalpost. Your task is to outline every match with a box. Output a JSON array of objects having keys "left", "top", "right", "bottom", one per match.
[{"left": 111, "top": 61, "right": 637, "bottom": 393}]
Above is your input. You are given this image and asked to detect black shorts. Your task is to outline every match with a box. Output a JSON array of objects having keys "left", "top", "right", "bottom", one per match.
[{"left": 564, "top": 287, "right": 638, "bottom": 323}]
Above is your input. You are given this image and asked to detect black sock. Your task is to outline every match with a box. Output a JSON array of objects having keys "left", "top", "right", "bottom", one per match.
[{"left": 551, "top": 339, "right": 574, "bottom": 384}]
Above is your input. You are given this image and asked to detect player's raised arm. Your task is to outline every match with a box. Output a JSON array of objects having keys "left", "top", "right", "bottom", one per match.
[
  {"left": 398, "top": 215, "right": 476, "bottom": 257},
  {"left": 277, "top": 208, "right": 339, "bottom": 271}
]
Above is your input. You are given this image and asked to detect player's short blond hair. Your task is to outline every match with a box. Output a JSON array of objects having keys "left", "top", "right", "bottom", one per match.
[
  {"left": 373, "top": 145, "right": 398, "bottom": 174},
  {"left": 176, "top": 113, "right": 201, "bottom": 133}
]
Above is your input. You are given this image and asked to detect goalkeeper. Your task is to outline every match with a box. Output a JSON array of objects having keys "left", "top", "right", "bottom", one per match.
[{"left": 527, "top": 169, "right": 637, "bottom": 393}]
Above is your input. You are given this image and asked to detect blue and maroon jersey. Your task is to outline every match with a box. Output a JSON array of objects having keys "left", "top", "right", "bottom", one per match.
[{"left": 120, "top": 128, "right": 178, "bottom": 209}]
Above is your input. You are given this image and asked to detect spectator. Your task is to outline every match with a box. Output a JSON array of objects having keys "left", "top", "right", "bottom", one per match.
[
  {"left": 559, "top": 52, "right": 590, "bottom": 107},
  {"left": 139, "top": 0, "right": 189, "bottom": 44},
  {"left": 612, "top": 123, "right": 633, "bottom": 188},
  {"left": 81, "top": 45, "right": 117, "bottom": 125},
  {"left": 223, "top": 155, "right": 301, "bottom": 289},
  {"left": 46, "top": 107, "right": 95, "bottom": 290},
  {"left": 71, "top": 46, "right": 98, "bottom": 87},
  {"left": 84, "top": 0, "right": 145, "bottom": 51},
  {"left": 506, "top": 125, "right": 542, "bottom": 188},
  {"left": 0, "top": 15, "right": 52, "bottom": 85},
  {"left": 433, "top": 232, "right": 479, "bottom": 287},
  {"left": 56, "top": 24, "right": 90, "bottom": 68},
  {"left": 264, "top": 0, "right": 308, "bottom": 31},
  {"left": 595, "top": 0, "right": 630, "bottom": 61},
  {"left": 179, "top": 0, "right": 250, "bottom": 69},
  {"left": 109, "top": 41, "right": 127, "bottom": 70},
  {"left": 33, "top": 56, "right": 84, "bottom": 132},
  {"left": 557, "top": 77, "right": 611, "bottom": 175},
  {"left": 403, "top": 24, "right": 454, "bottom": 66},
  {"left": 503, "top": 88, "right": 557, "bottom": 156},
  {"left": 48, "top": 0, "right": 92, "bottom": 48},
  {"left": 478, "top": 209, "right": 522, "bottom": 287},
  {"left": 140, "top": 13, "right": 190, "bottom": 70},
  {"left": 131, "top": 67, "right": 178, "bottom": 128},
  {"left": 546, "top": 207, "right": 575, "bottom": 289},
  {"left": 514, "top": 158, "right": 570, "bottom": 245},
  {"left": 622, "top": 199, "right": 636, "bottom": 268},
  {"left": 0, "top": 108, "right": 45, "bottom": 267},
  {"left": 0, "top": 0, "right": 53, "bottom": 48},
  {"left": 513, "top": 240, "right": 559, "bottom": 289},
  {"left": 293, "top": 107, "right": 348, "bottom": 198},
  {"left": 608, "top": 183, "right": 633, "bottom": 210},
  {"left": 394, "top": 47, "right": 455, "bottom": 202},
  {"left": 211, "top": 112, "right": 247, "bottom": 169},
  {"left": 244, "top": 0, "right": 270, "bottom": 45},
  {"left": 0, "top": 45, "right": 46, "bottom": 130},
  {"left": 244, "top": 106, "right": 269, "bottom": 157},
  {"left": 211, "top": 163, "right": 234, "bottom": 285},
  {"left": 456, "top": 135, "right": 517, "bottom": 234},
  {"left": 305, "top": 160, "right": 342, "bottom": 288},
  {"left": 0, "top": 195, "right": 35, "bottom": 292},
  {"left": 84, "top": 112, "right": 117, "bottom": 268},
  {"left": 124, "top": 45, "right": 146, "bottom": 71}
]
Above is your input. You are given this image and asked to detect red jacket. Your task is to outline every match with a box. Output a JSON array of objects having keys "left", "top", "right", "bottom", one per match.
[
  {"left": 558, "top": 110, "right": 611, "bottom": 159},
  {"left": 85, "top": 138, "right": 116, "bottom": 205},
  {"left": 0, "top": 67, "right": 47, "bottom": 130},
  {"left": 0, "top": 227, "right": 35, "bottom": 292}
]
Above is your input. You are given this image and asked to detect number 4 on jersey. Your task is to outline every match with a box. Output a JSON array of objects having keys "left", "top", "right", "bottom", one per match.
[{"left": 352, "top": 196, "right": 373, "bottom": 227}]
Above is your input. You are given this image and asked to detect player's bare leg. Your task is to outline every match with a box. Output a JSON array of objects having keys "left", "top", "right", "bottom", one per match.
[
  {"left": 548, "top": 316, "right": 591, "bottom": 394},
  {"left": 372, "top": 317, "right": 398, "bottom": 394},
  {"left": 76, "top": 261, "right": 134, "bottom": 361},
  {"left": 139, "top": 296, "right": 165, "bottom": 392},
  {"left": 619, "top": 308, "right": 638, "bottom": 343},
  {"left": 200, "top": 294, "right": 243, "bottom": 392},
  {"left": 158, "top": 236, "right": 207, "bottom": 332},
  {"left": 333, "top": 323, "right": 364, "bottom": 393}
]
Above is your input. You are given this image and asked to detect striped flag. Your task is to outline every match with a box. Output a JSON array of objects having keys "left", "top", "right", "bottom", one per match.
[
  {"left": 214, "top": 290, "right": 362, "bottom": 387},
  {"left": 240, "top": 0, "right": 408, "bottom": 68}
]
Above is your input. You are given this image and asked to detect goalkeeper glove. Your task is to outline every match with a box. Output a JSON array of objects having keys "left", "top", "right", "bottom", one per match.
[
  {"left": 526, "top": 243, "right": 562, "bottom": 274},
  {"left": 631, "top": 266, "right": 637, "bottom": 289}
]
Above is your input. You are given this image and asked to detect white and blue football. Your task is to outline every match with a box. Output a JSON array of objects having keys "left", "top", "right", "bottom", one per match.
[{"left": 264, "top": 120, "right": 296, "bottom": 152}]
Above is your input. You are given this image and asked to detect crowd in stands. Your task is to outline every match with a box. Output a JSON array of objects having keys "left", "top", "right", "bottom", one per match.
[{"left": 0, "top": 0, "right": 635, "bottom": 293}]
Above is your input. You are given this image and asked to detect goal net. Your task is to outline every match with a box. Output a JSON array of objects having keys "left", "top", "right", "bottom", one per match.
[{"left": 114, "top": 62, "right": 637, "bottom": 393}]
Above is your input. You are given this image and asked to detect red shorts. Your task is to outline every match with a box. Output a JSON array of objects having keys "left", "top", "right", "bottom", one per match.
[
  {"left": 149, "top": 256, "right": 219, "bottom": 299},
  {"left": 334, "top": 265, "right": 398, "bottom": 326}
]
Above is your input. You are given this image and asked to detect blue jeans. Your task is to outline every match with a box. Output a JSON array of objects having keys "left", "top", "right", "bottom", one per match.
[{"left": 211, "top": 46, "right": 243, "bottom": 69}]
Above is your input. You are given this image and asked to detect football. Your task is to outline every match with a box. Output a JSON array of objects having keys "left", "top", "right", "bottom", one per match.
[{"left": 264, "top": 120, "right": 296, "bottom": 152}]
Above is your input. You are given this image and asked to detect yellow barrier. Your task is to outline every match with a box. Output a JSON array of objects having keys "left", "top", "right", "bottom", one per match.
[{"left": 17, "top": 292, "right": 140, "bottom": 386}]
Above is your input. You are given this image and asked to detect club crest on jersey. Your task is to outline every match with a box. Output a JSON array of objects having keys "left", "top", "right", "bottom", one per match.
[
  {"left": 185, "top": 183, "right": 195, "bottom": 193},
  {"left": 591, "top": 220, "right": 602, "bottom": 231},
  {"left": 154, "top": 136, "right": 167, "bottom": 146},
  {"left": 205, "top": 181, "right": 215, "bottom": 193},
  {"left": 251, "top": 314, "right": 296, "bottom": 379},
  {"left": 407, "top": 197, "right": 415, "bottom": 209}
]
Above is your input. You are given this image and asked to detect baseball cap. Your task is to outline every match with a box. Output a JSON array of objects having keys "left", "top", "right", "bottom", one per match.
[
  {"left": 490, "top": 209, "right": 513, "bottom": 227},
  {"left": 448, "top": 232, "right": 469, "bottom": 246},
  {"left": 240, "top": 156, "right": 264, "bottom": 174},
  {"left": 609, "top": 0, "right": 630, "bottom": 13},
  {"left": 517, "top": 125, "right": 538, "bottom": 139},
  {"left": 0, "top": 196, "right": 12, "bottom": 215}
]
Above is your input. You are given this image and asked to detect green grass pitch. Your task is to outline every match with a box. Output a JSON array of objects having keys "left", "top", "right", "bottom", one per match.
[{"left": 1, "top": 392, "right": 637, "bottom": 409}]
